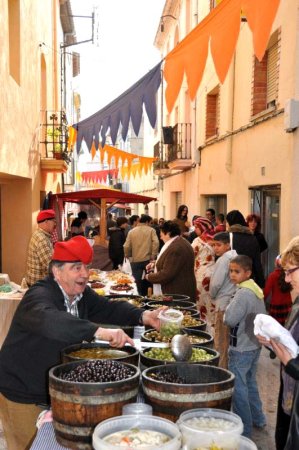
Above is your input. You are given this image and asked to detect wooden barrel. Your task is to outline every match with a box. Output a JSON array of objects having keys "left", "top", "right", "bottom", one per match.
[
  {"left": 61, "top": 342, "right": 139, "bottom": 366},
  {"left": 140, "top": 346, "right": 219, "bottom": 371},
  {"left": 49, "top": 360, "right": 140, "bottom": 449},
  {"left": 142, "top": 363, "right": 234, "bottom": 422}
]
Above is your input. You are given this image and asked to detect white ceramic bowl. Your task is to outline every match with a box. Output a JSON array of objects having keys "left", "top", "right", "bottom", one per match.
[{"left": 93, "top": 414, "right": 181, "bottom": 450}]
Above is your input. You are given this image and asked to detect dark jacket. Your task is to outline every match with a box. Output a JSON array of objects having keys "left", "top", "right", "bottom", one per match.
[
  {"left": 254, "top": 231, "right": 268, "bottom": 253},
  {"left": 147, "top": 236, "right": 196, "bottom": 302},
  {"left": 108, "top": 227, "right": 126, "bottom": 265},
  {"left": 229, "top": 224, "right": 265, "bottom": 288},
  {"left": 284, "top": 356, "right": 299, "bottom": 450},
  {"left": 0, "top": 276, "right": 143, "bottom": 405}
]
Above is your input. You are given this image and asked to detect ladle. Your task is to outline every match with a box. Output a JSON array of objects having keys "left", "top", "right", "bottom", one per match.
[{"left": 170, "top": 334, "right": 192, "bottom": 361}]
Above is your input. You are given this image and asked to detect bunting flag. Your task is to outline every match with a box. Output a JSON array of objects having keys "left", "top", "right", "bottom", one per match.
[
  {"left": 78, "top": 169, "right": 119, "bottom": 187},
  {"left": 77, "top": 145, "right": 157, "bottom": 184},
  {"left": 164, "top": 0, "right": 281, "bottom": 112},
  {"left": 72, "top": 62, "right": 163, "bottom": 152}
]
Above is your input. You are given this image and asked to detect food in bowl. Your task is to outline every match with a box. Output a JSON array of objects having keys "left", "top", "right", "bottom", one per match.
[
  {"left": 110, "top": 283, "right": 134, "bottom": 292},
  {"left": 103, "top": 428, "right": 171, "bottom": 446},
  {"left": 144, "top": 347, "right": 213, "bottom": 363},
  {"left": 144, "top": 330, "right": 209, "bottom": 345},
  {"left": 182, "top": 316, "right": 204, "bottom": 327},
  {"left": 68, "top": 348, "right": 130, "bottom": 360},
  {"left": 90, "top": 281, "right": 105, "bottom": 289},
  {"left": 58, "top": 360, "right": 135, "bottom": 383},
  {"left": 148, "top": 369, "right": 186, "bottom": 384}
]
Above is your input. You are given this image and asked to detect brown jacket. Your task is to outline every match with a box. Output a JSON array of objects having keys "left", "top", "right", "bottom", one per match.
[{"left": 147, "top": 237, "right": 196, "bottom": 301}]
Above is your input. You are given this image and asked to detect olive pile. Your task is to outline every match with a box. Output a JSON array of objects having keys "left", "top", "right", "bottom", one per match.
[
  {"left": 145, "top": 347, "right": 213, "bottom": 362},
  {"left": 160, "top": 322, "right": 181, "bottom": 338},
  {"left": 144, "top": 330, "right": 208, "bottom": 345},
  {"left": 148, "top": 370, "right": 186, "bottom": 384},
  {"left": 59, "top": 360, "right": 135, "bottom": 383},
  {"left": 182, "top": 316, "right": 204, "bottom": 327}
]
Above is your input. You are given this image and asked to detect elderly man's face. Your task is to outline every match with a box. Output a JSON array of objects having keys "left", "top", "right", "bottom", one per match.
[{"left": 53, "top": 262, "right": 90, "bottom": 299}]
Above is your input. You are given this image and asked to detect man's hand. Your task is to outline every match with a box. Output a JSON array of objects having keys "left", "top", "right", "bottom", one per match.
[
  {"left": 95, "top": 327, "right": 134, "bottom": 348},
  {"left": 141, "top": 307, "right": 167, "bottom": 331}
]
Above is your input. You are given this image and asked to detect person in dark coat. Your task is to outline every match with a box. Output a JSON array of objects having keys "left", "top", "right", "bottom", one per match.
[
  {"left": 108, "top": 216, "right": 128, "bottom": 269},
  {"left": 226, "top": 210, "right": 265, "bottom": 287},
  {"left": 146, "top": 220, "right": 197, "bottom": 301},
  {"left": 246, "top": 213, "right": 268, "bottom": 253},
  {"left": 256, "top": 236, "right": 299, "bottom": 450},
  {"left": 0, "top": 236, "right": 163, "bottom": 450}
]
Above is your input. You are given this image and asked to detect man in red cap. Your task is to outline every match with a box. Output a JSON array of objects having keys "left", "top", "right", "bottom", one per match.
[
  {"left": 0, "top": 236, "right": 163, "bottom": 450},
  {"left": 25, "top": 209, "right": 57, "bottom": 287}
]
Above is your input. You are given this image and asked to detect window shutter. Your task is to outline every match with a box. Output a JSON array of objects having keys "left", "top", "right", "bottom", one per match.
[{"left": 267, "top": 42, "right": 278, "bottom": 106}]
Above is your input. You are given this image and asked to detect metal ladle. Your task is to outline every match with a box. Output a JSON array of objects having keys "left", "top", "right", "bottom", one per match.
[{"left": 171, "top": 334, "right": 192, "bottom": 361}]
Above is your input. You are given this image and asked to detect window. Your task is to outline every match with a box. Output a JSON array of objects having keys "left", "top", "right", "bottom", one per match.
[
  {"left": 205, "top": 86, "right": 219, "bottom": 140},
  {"left": 8, "top": 0, "right": 20, "bottom": 84},
  {"left": 252, "top": 31, "right": 279, "bottom": 116}
]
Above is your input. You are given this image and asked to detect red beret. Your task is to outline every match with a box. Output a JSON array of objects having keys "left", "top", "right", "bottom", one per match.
[
  {"left": 52, "top": 236, "right": 93, "bottom": 265},
  {"left": 37, "top": 209, "right": 56, "bottom": 223}
]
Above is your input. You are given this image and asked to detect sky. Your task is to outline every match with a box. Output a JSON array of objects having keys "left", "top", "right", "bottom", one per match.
[{"left": 71, "top": 0, "right": 165, "bottom": 120}]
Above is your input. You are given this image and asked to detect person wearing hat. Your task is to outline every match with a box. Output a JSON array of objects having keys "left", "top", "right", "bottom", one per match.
[
  {"left": 0, "top": 236, "right": 163, "bottom": 450},
  {"left": 25, "top": 209, "right": 57, "bottom": 287}
]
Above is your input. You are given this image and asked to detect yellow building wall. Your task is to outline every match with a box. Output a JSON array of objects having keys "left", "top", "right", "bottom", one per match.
[
  {"left": 0, "top": 0, "right": 64, "bottom": 282},
  {"left": 149, "top": 0, "right": 299, "bottom": 253}
]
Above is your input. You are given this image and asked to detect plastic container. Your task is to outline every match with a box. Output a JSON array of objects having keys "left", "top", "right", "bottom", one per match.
[
  {"left": 177, "top": 408, "right": 243, "bottom": 450},
  {"left": 239, "top": 436, "right": 258, "bottom": 449},
  {"left": 122, "top": 402, "right": 153, "bottom": 416},
  {"left": 159, "top": 309, "right": 184, "bottom": 338},
  {"left": 93, "top": 415, "right": 181, "bottom": 450}
]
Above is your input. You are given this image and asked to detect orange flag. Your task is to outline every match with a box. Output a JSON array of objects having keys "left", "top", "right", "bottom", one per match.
[{"left": 164, "top": 0, "right": 281, "bottom": 112}]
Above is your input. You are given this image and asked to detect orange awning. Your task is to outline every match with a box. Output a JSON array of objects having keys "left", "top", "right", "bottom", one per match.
[{"left": 164, "top": 0, "right": 281, "bottom": 112}]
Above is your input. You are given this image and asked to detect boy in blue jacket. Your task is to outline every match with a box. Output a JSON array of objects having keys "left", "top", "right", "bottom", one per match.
[{"left": 224, "top": 254, "right": 266, "bottom": 438}]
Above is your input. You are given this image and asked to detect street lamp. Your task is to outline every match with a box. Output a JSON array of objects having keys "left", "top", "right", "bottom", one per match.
[{"left": 160, "top": 14, "right": 177, "bottom": 32}]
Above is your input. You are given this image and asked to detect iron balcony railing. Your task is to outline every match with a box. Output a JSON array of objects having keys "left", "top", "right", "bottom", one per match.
[{"left": 167, "top": 123, "right": 192, "bottom": 162}]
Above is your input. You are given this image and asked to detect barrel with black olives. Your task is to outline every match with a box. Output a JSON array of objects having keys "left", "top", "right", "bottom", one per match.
[{"left": 58, "top": 360, "right": 136, "bottom": 383}]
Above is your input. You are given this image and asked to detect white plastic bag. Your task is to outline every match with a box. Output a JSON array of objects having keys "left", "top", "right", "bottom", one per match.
[{"left": 120, "top": 258, "right": 132, "bottom": 275}]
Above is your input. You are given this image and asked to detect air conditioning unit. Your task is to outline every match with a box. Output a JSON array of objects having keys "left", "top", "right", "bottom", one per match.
[{"left": 285, "top": 99, "right": 299, "bottom": 132}]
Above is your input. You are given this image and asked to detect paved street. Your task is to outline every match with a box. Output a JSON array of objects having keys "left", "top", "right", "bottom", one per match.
[{"left": 0, "top": 347, "right": 281, "bottom": 450}]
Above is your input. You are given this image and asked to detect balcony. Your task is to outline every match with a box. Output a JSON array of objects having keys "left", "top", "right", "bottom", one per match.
[
  {"left": 167, "top": 123, "right": 193, "bottom": 170},
  {"left": 153, "top": 159, "right": 172, "bottom": 176},
  {"left": 40, "top": 110, "right": 71, "bottom": 174},
  {"left": 153, "top": 141, "right": 173, "bottom": 176}
]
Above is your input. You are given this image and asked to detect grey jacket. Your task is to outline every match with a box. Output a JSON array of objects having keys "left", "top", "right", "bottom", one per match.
[
  {"left": 224, "top": 283, "right": 266, "bottom": 352},
  {"left": 209, "top": 250, "right": 237, "bottom": 311}
]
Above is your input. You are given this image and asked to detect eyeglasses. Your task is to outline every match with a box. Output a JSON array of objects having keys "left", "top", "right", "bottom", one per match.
[{"left": 284, "top": 266, "right": 299, "bottom": 276}]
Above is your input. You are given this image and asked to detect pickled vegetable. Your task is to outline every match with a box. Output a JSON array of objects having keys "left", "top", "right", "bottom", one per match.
[
  {"left": 68, "top": 348, "right": 129, "bottom": 360},
  {"left": 144, "top": 347, "right": 213, "bottom": 362},
  {"left": 144, "top": 330, "right": 208, "bottom": 345}
]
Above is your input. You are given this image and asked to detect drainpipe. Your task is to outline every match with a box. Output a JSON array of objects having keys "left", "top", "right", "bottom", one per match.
[{"left": 225, "top": 54, "right": 236, "bottom": 173}]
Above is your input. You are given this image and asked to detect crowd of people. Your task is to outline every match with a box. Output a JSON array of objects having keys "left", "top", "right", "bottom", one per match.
[{"left": 2, "top": 204, "right": 299, "bottom": 449}]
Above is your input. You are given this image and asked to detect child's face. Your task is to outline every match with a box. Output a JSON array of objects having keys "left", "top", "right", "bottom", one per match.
[
  {"left": 213, "top": 241, "right": 230, "bottom": 257},
  {"left": 229, "top": 262, "right": 251, "bottom": 284}
]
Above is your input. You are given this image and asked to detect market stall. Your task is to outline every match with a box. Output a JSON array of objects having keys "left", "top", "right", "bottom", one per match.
[{"left": 49, "top": 188, "right": 156, "bottom": 245}]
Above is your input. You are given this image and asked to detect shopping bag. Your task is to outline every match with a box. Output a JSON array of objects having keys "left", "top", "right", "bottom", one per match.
[{"left": 120, "top": 258, "right": 132, "bottom": 275}]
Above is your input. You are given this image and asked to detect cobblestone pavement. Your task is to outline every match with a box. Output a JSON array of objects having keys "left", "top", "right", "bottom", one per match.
[{"left": 0, "top": 346, "right": 281, "bottom": 450}]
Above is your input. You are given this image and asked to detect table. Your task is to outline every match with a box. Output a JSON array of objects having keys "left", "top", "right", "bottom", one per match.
[
  {"left": 0, "top": 293, "right": 23, "bottom": 347},
  {"left": 30, "top": 422, "right": 68, "bottom": 450}
]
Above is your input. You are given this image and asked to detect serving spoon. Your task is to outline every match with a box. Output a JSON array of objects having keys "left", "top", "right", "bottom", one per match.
[{"left": 170, "top": 334, "right": 192, "bottom": 361}]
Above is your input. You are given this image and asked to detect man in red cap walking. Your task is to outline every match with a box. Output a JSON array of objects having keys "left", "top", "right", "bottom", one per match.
[
  {"left": 0, "top": 236, "right": 163, "bottom": 450},
  {"left": 25, "top": 209, "right": 57, "bottom": 287}
]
